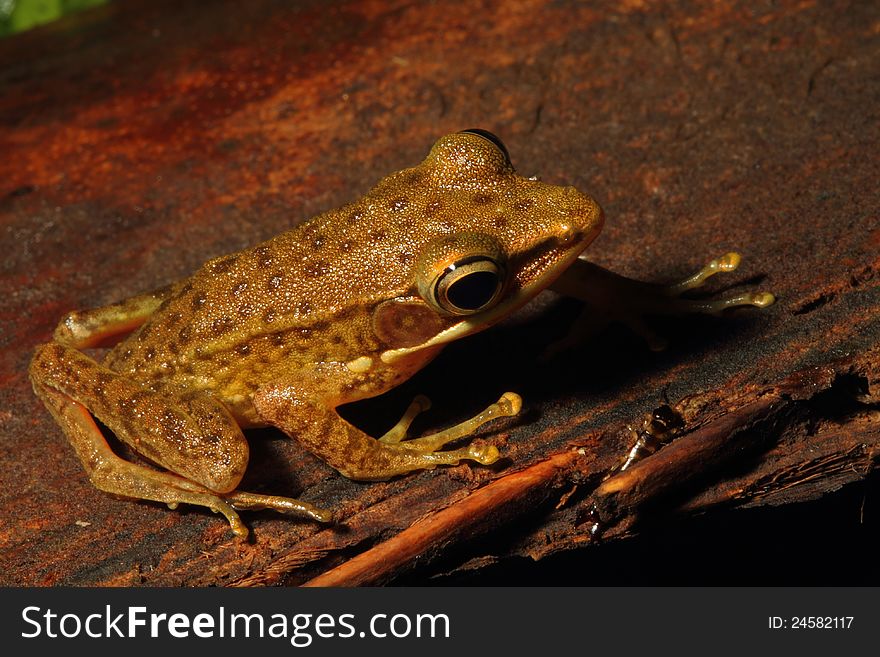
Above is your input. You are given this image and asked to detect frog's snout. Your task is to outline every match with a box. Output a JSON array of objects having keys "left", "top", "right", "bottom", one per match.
[
  {"left": 553, "top": 190, "right": 604, "bottom": 252},
  {"left": 565, "top": 188, "right": 605, "bottom": 244}
]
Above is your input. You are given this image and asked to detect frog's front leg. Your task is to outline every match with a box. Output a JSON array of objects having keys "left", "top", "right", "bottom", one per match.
[
  {"left": 550, "top": 253, "right": 775, "bottom": 351},
  {"left": 30, "top": 343, "right": 329, "bottom": 538},
  {"left": 252, "top": 372, "right": 516, "bottom": 481}
]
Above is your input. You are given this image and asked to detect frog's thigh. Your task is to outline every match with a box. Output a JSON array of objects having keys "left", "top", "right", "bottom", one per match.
[
  {"left": 252, "top": 382, "right": 502, "bottom": 481},
  {"left": 30, "top": 343, "right": 249, "bottom": 494}
]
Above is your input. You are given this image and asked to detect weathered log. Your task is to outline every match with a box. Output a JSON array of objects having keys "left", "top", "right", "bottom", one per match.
[{"left": 0, "top": 0, "right": 877, "bottom": 585}]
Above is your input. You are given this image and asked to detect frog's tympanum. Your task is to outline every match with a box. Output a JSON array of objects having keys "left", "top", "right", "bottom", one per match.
[{"left": 30, "top": 130, "right": 774, "bottom": 537}]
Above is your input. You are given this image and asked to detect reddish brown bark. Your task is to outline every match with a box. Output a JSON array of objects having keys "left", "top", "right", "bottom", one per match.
[{"left": 1, "top": 0, "right": 877, "bottom": 586}]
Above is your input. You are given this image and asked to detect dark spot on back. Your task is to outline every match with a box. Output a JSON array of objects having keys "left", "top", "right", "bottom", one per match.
[
  {"left": 262, "top": 308, "right": 277, "bottom": 324},
  {"left": 192, "top": 295, "right": 206, "bottom": 310},
  {"left": 398, "top": 251, "right": 413, "bottom": 265},
  {"left": 473, "top": 193, "right": 494, "bottom": 205},
  {"left": 341, "top": 240, "right": 357, "bottom": 252},
  {"left": 425, "top": 200, "right": 443, "bottom": 215},
  {"left": 254, "top": 245, "right": 272, "bottom": 268},
  {"left": 211, "top": 256, "right": 237, "bottom": 274},
  {"left": 166, "top": 311, "right": 182, "bottom": 325},
  {"left": 211, "top": 316, "right": 234, "bottom": 336},
  {"left": 296, "top": 301, "right": 313, "bottom": 315},
  {"left": 311, "top": 236, "right": 325, "bottom": 251},
  {"left": 514, "top": 198, "right": 535, "bottom": 212},
  {"left": 405, "top": 171, "right": 424, "bottom": 186},
  {"left": 267, "top": 274, "right": 284, "bottom": 291},
  {"left": 179, "top": 325, "right": 192, "bottom": 343},
  {"left": 144, "top": 347, "right": 156, "bottom": 361},
  {"left": 235, "top": 343, "right": 251, "bottom": 356},
  {"left": 369, "top": 230, "right": 387, "bottom": 243},
  {"left": 159, "top": 409, "right": 179, "bottom": 434},
  {"left": 493, "top": 216, "right": 508, "bottom": 229},
  {"left": 305, "top": 260, "right": 329, "bottom": 278},
  {"left": 232, "top": 281, "right": 248, "bottom": 296},
  {"left": 347, "top": 210, "right": 363, "bottom": 225}
]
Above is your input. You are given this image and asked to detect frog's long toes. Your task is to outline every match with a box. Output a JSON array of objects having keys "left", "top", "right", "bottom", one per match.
[
  {"left": 700, "top": 290, "right": 777, "bottom": 315},
  {"left": 668, "top": 251, "right": 745, "bottom": 294}
]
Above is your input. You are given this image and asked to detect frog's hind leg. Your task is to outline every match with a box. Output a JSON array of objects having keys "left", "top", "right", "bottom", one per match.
[
  {"left": 30, "top": 343, "right": 328, "bottom": 537},
  {"left": 549, "top": 253, "right": 774, "bottom": 351}
]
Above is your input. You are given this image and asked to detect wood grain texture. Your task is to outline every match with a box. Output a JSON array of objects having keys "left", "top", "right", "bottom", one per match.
[{"left": 0, "top": 0, "right": 877, "bottom": 586}]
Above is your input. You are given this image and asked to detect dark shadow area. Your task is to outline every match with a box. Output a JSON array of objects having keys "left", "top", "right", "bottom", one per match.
[
  {"left": 403, "top": 471, "right": 880, "bottom": 585},
  {"left": 340, "top": 294, "right": 773, "bottom": 442}
]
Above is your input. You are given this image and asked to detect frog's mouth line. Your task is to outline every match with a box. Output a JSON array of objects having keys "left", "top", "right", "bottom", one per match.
[{"left": 380, "top": 222, "right": 602, "bottom": 365}]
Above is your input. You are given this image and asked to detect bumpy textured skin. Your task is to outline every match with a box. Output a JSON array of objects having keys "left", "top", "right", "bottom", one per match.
[
  {"left": 98, "top": 132, "right": 601, "bottom": 423},
  {"left": 29, "top": 131, "right": 603, "bottom": 519}
]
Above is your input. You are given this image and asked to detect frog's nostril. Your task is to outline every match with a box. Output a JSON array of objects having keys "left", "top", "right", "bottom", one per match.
[{"left": 557, "top": 224, "right": 577, "bottom": 245}]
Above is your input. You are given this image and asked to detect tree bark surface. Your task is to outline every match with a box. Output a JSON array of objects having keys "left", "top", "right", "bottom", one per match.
[{"left": 1, "top": 0, "right": 877, "bottom": 586}]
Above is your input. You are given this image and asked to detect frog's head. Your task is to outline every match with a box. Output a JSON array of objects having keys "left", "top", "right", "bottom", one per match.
[{"left": 375, "top": 130, "right": 603, "bottom": 365}]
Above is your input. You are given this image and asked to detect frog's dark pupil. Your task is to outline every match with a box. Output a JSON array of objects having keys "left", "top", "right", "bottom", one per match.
[{"left": 447, "top": 271, "right": 499, "bottom": 311}]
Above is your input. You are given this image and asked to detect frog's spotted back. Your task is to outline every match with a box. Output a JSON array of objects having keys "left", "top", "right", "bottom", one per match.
[{"left": 104, "top": 131, "right": 603, "bottom": 396}]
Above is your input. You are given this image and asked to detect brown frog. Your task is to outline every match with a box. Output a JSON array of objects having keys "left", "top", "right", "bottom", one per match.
[{"left": 29, "top": 130, "right": 773, "bottom": 537}]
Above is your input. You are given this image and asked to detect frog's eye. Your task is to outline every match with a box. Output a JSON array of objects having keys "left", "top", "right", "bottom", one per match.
[
  {"left": 458, "top": 129, "right": 511, "bottom": 166},
  {"left": 432, "top": 256, "right": 504, "bottom": 315}
]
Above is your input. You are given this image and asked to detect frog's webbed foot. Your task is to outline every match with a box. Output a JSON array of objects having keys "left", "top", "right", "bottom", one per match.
[{"left": 549, "top": 252, "right": 775, "bottom": 353}]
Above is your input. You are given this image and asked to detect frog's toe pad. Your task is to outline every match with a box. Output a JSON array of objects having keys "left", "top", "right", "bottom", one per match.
[
  {"left": 499, "top": 392, "right": 523, "bottom": 416},
  {"left": 715, "top": 252, "right": 741, "bottom": 272},
  {"left": 751, "top": 291, "right": 776, "bottom": 308},
  {"left": 469, "top": 444, "right": 501, "bottom": 465}
]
